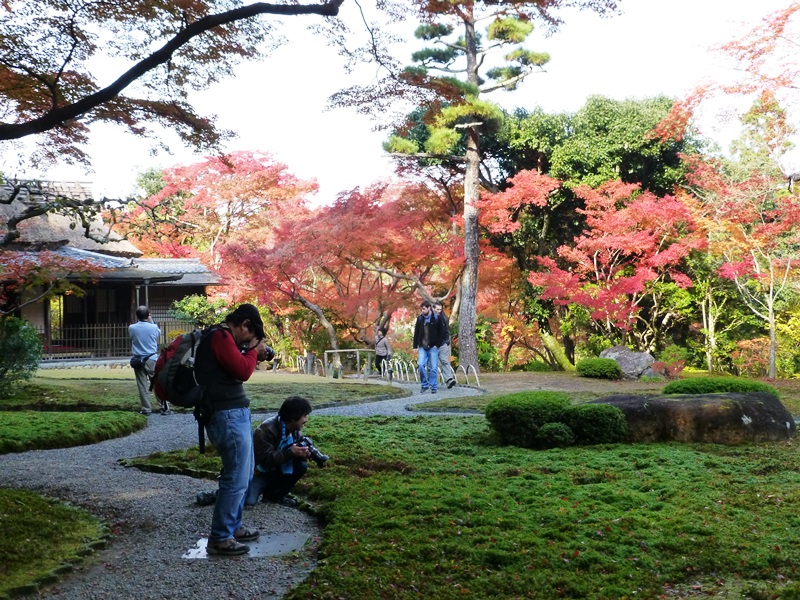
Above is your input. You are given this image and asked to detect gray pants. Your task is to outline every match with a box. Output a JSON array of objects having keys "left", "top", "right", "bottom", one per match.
[
  {"left": 438, "top": 343, "right": 455, "bottom": 382},
  {"left": 135, "top": 358, "right": 156, "bottom": 412}
]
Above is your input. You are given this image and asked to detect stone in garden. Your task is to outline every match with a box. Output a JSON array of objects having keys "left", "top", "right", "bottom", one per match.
[
  {"left": 599, "top": 346, "right": 655, "bottom": 379},
  {"left": 592, "top": 392, "right": 796, "bottom": 444}
]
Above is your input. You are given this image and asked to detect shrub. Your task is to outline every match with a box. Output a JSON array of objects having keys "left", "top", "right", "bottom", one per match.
[
  {"left": 576, "top": 357, "right": 622, "bottom": 380},
  {"left": 0, "top": 317, "right": 42, "bottom": 398},
  {"left": 662, "top": 377, "right": 778, "bottom": 398},
  {"left": 535, "top": 422, "right": 575, "bottom": 449},
  {"left": 658, "top": 344, "right": 691, "bottom": 365},
  {"left": 561, "top": 404, "right": 629, "bottom": 445},
  {"left": 523, "top": 360, "right": 552, "bottom": 372},
  {"left": 730, "top": 337, "right": 770, "bottom": 378},
  {"left": 485, "top": 392, "right": 572, "bottom": 448}
]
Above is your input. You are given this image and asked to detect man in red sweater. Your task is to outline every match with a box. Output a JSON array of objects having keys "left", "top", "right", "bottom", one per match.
[{"left": 196, "top": 304, "right": 271, "bottom": 556}]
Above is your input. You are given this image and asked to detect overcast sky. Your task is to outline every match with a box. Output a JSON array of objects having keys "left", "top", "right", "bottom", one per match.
[{"left": 14, "top": 0, "right": 794, "bottom": 202}]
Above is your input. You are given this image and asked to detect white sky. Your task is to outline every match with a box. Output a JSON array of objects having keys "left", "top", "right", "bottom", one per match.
[{"left": 11, "top": 0, "right": 794, "bottom": 202}]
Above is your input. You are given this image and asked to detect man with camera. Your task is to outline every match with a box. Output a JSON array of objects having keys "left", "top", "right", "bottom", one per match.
[
  {"left": 195, "top": 303, "right": 272, "bottom": 556},
  {"left": 245, "top": 395, "right": 328, "bottom": 508}
]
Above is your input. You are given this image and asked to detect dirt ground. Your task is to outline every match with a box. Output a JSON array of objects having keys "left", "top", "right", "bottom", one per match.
[{"left": 477, "top": 370, "right": 666, "bottom": 395}]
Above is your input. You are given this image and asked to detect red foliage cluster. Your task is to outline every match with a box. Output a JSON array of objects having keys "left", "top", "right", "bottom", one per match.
[{"left": 527, "top": 180, "right": 699, "bottom": 333}]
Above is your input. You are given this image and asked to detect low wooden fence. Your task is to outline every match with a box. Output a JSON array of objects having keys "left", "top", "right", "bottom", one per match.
[{"left": 36, "top": 320, "right": 195, "bottom": 361}]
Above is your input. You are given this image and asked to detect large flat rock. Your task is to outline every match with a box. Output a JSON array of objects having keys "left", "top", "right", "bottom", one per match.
[{"left": 591, "top": 392, "right": 796, "bottom": 444}]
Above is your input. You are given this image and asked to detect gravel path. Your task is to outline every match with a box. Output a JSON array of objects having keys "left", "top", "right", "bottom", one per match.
[{"left": 0, "top": 381, "right": 482, "bottom": 599}]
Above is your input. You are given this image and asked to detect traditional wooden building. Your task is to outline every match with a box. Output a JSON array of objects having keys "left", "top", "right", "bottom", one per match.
[{"left": 1, "top": 180, "right": 220, "bottom": 359}]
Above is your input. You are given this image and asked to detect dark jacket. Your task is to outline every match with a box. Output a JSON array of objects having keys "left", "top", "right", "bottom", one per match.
[
  {"left": 412, "top": 312, "right": 447, "bottom": 349},
  {"left": 437, "top": 312, "right": 451, "bottom": 346},
  {"left": 195, "top": 326, "right": 259, "bottom": 411},
  {"left": 253, "top": 415, "right": 301, "bottom": 471}
]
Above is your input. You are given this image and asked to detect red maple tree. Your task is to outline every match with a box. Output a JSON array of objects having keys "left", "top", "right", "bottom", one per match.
[
  {"left": 527, "top": 179, "right": 700, "bottom": 352},
  {"left": 223, "top": 181, "right": 461, "bottom": 352},
  {"left": 117, "top": 150, "right": 317, "bottom": 273}
]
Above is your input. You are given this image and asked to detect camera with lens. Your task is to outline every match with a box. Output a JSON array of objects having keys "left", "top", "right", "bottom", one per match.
[
  {"left": 258, "top": 344, "right": 276, "bottom": 362},
  {"left": 296, "top": 435, "right": 329, "bottom": 468}
]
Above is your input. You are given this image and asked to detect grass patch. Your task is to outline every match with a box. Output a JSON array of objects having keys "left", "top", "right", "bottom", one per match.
[
  {"left": 0, "top": 411, "right": 146, "bottom": 454},
  {"left": 2, "top": 371, "right": 406, "bottom": 412},
  {"left": 128, "top": 415, "right": 800, "bottom": 598},
  {"left": 0, "top": 488, "right": 107, "bottom": 597},
  {"left": 120, "top": 446, "right": 222, "bottom": 479}
]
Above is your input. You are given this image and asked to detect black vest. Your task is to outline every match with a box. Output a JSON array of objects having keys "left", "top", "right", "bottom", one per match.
[{"left": 194, "top": 326, "right": 250, "bottom": 411}]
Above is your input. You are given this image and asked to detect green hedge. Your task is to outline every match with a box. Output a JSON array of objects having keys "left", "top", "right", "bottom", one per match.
[
  {"left": 662, "top": 377, "right": 778, "bottom": 398},
  {"left": 562, "top": 404, "right": 629, "bottom": 445},
  {"left": 576, "top": 358, "right": 622, "bottom": 380},
  {"left": 485, "top": 392, "right": 571, "bottom": 448},
  {"left": 485, "top": 392, "right": 629, "bottom": 449},
  {"left": 536, "top": 422, "right": 575, "bottom": 448}
]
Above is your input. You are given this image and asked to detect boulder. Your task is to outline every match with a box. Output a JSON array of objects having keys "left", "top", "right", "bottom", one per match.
[
  {"left": 591, "top": 392, "right": 796, "bottom": 444},
  {"left": 599, "top": 346, "right": 655, "bottom": 379}
]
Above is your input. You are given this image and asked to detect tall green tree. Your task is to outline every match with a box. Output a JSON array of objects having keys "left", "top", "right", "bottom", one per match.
[{"left": 376, "top": 0, "right": 617, "bottom": 371}]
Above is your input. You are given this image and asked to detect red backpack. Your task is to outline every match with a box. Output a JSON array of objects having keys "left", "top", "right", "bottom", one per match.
[{"left": 153, "top": 327, "right": 218, "bottom": 451}]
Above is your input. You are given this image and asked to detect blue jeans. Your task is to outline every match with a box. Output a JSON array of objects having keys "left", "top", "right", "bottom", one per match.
[
  {"left": 418, "top": 346, "right": 440, "bottom": 391},
  {"left": 205, "top": 407, "right": 253, "bottom": 543},
  {"left": 245, "top": 460, "right": 308, "bottom": 506}
]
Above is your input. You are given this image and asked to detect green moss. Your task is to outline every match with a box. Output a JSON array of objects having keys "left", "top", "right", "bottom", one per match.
[
  {"left": 0, "top": 489, "right": 106, "bottom": 596},
  {"left": 663, "top": 377, "right": 779, "bottom": 398},
  {"left": 131, "top": 417, "right": 800, "bottom": 599},
  {"left": 0, "top": 411, "right": 145, "bottom": 454}
]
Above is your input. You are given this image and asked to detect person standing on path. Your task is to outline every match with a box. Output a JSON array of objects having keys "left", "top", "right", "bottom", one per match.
[
  {"left": 195, "top": 303, "right": 270, "bottom": 556},
  {"left": 128, "top": 306, "right": 169, "bottom": 415},
  {"left": 433, "top": 301, "right": 457, "bottom": 389},
  {"left": 412, "top": 300, "right": 447, "bottom": 394},
  {"left": 374, "top": 327, "right": 392, "bottom": 375}
]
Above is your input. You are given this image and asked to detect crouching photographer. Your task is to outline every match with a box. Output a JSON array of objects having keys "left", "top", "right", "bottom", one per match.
[{"left": 245, "top": 395, "right": 329, "bottom": 508}]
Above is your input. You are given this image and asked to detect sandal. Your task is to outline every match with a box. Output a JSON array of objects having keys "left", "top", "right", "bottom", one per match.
[
  {"left": 207, "top": 539, "right": 250, "bottom": 556},
  {"left": 233, "top": 527, "right": 260, "bottom": 542}
]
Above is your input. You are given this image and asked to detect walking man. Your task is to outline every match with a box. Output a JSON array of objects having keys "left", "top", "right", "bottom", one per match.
[
  {"left": 433, "top": 301, "right": 457, "bottom": 389},
  {"left": 412, "top": 300, "right": 447, "bottom": 394}
]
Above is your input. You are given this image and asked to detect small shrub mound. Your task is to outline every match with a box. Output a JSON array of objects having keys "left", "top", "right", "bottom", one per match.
[
  {"left": 662, "top": 377, "right": 778, "bottom": 398},
  {"left": 562, "top": 404, "right": 629, "bottom": 444},
  {"left": 576, "top": 357, "right": 622, "bottom": 380},
  {"left": 536, "top": 422, "right": 575, "bottom": 448},
  {"left": 485, "top": 392, "right": 571, "bottom": 448}
]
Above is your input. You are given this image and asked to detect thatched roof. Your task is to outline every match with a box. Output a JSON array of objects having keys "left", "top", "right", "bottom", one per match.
[
  {"left": 0, "top": 180, "right": 141, "bottom": 257},
  {"left": 50, "top": 248, "right": 219, "bottom": 286},
  {"left": 1, "top": 180, "right": 220, "bottom": 286}
]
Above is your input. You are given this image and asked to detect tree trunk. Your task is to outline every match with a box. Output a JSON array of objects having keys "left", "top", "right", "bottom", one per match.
[
  {"left": 458, "top": 131, "right": 481, "bottom": 372},
  {"left": 540, "top": 330, "right": 575, "bottom": 372},
  {"left": 456, "top": 10, "right": 480, "bottom": 373},
  {"left": 296, "top": 294, "right": 339, "bottom": 355},
  {"left": 768, "top": 298, "right": 777, "bottom": 379}
]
